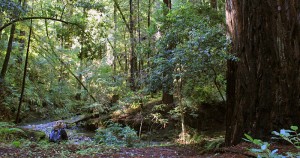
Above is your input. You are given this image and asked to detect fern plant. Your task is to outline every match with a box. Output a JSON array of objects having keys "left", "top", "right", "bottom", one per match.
[{"left": 95, "top": 122, "right": 139, "bottom": 147}]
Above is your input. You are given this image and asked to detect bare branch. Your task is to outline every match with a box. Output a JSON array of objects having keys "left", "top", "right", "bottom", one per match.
[{"left": 0, "top": 16, "right": 81, "bottom": 32}]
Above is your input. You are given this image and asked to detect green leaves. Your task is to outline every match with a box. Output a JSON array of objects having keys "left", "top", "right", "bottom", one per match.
[
  {"left": 0, "top": 0, "right": 25, "bottom": 16},
  {"left": 291, "top": 126, "right": 298, "bottom": 131},
  {"left": 149, "top": 2, "right": 229, "bottom": 104},
  {"left": 272, "top": 126, "right": 300, "bottom": 149},
  {"left": 95, "top": 122, "right": 139, "bottom": 147},
  {"left": 244, "top": 133, "right": 254, "bottom": 142},
  {"left": 245, "top": 125, "right": 300, "bottom": 157}
]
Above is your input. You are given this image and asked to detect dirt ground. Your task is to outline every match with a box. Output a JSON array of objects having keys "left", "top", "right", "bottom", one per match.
[
  {"left": 0, "top": 143, "right": 255, "bottom": 158},
  {"left": 1, "top": 142, "right": 297, "bottom": 158}
]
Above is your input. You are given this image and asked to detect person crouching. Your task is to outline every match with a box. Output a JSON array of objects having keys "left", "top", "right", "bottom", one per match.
[{"left": 49, "top": 120, "right": 68, "bottom": 142}]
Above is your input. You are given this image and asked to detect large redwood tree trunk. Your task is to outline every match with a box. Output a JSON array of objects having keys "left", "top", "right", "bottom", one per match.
[{"left": 225, "top": 0, "right": 300, "bottom": 146}]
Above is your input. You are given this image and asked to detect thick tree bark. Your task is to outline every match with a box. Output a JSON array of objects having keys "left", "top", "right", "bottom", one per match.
[{"left": 225, "top": 0, "right": 300, "bottom": 146}]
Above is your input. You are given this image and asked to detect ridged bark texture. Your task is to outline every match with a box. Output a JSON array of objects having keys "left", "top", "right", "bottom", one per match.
[{"left": 225, "top": 0, "right": 300, "bottom": 146}]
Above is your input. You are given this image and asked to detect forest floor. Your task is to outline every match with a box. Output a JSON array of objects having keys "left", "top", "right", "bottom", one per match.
[
  {"left": 0, "top": 141, "right": 297, "bottom": 158},
  {"left": 0, "top": 143, "right": 255, "bottom": 158},
  {"left": 1, "top": 100, "right": 298, "bottom": 157}
]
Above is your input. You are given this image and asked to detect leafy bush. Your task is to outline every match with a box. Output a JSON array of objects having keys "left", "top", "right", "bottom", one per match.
[
  {"left": 272, "top": 126, "right": 300, "bottom": 149},
  {"left": 0, "top": 122, "right": 15, "bottom": 128},
  {"left": 0, "top": 122, "right": 26, "bottom": 141},
  {"left": 244, "top": 126, "right": 300, "bottom": 157},
  {"left": 95, "top": 122, "right": 139, "bottom": 147},
  {"left": 11, "top": 140, "right": 21, "bottom": 148},
  {"left": 204, "top": 137, "right": 224, "bottom": 151},
  {"left": 244, "top": 134, "right": 281, "bottom": 157}
]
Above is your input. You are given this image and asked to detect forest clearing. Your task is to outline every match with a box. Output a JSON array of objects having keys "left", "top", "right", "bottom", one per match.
[{"left": 0, "top": 0, "right": 299, "bottom": 157}]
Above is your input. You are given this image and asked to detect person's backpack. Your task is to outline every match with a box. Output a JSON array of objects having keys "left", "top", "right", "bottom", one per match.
[{"left": 49, "top": 129, "right": 61, "bottom": 142}]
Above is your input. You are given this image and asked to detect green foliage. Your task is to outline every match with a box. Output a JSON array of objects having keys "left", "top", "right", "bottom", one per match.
[
  {"left": 95, "top": 122, "right": 139, "bottom": 147},
  {"left": 176, "top": 127, "right": 204, "bottom": 144},
  {"left": 0, "top": 122, "right": 25, "bottom": 141},
  {"left": 148, "top": 1, "right": 229, "bottom": 104},
  {"left": 75, "top": 0, "right": 106, "bottom": 11},
  {"left": 11, "top": 140, "right": 21, "bottom": 148},
  {"left": 75, "top": 148, "right": 99, "bottom": 156},
  {"left": 244, "top": 126, "right": 300, "bottom": 157},
  {"left": 0, "top": 0, "right": 25, "bottom": 17},
  {"left": 0, "top": 121, "right": 15, "bottom": 128},
  {"left": 244, "top": 134, "right": 284, "bottom": 158},
  {"left": 272, "top": 126, "right": 300, "bottom": 149},
  {"left": 204, "top": 137, "right": 224, "bottom": 151},
  {"left": 0, "top": 0, "right": 230, "bottom": 144}
]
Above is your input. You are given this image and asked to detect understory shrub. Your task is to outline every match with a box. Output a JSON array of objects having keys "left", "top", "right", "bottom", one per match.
[
  {"left": 244, "top": 126, "right": 300, "bottom": 157},
  {"left": 94, "top": 122, "right": 139, "bottom": 147},
  {"left": 0, "top": 122, "right": 26, "bottom": 141}
]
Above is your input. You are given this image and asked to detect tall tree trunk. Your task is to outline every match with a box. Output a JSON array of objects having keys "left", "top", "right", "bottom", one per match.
[
  {"left": 137, "top": 0, "right": 143, "bottom": 80},
  {"left": 113, "top": 2, "right": 117, "bottom": 73},
  {"left": 0, "top": 24, "right": 16, "bottom": 80},
  {"left": 147, "top": 0, "right": 152, "bottom": 69},
  {"left": 75, "top": 8, "right": 87, "bottom": 101},
  {"left": 0, "top": 15, "right": 2, "bottom": 40},
  {"left": 163, "top": 0, "right": 171, "bottom": 9},
  {"left": 16, "top": 18, "right": 33, "bottom": 123},
  {"left": 124, "top": 27, "right": 128, "bottom": 74},
  {"left": 225, "top": 0, "right": 300, "bottom": 146},
  {"left": 129, "top": 0, "right": 137, "bottom": 91},
  {"left": 162, "top": 0, "right": 174, "bottom": 105}
]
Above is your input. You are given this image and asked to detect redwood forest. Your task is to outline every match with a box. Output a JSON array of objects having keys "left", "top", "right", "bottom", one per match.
[{"left": 0, "top": 0, "right": 299, "bottom": 157}]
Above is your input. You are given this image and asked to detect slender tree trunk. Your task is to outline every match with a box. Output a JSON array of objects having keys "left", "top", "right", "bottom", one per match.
[
  {"left": 162, "top": 0, "right": 174, "bottom": 105},
  {"left": 16, "top": 18, "right": 33, "bottom": 123},
  {"left": 75, "top": 8, "right": 87, "bottom": 101},
  {"left": 0, "top": 16, "right": 2, "bottom": 40},
  {"left": 225, "top": 0, "right": 300, "bottom": 146},
  {"left": 75, "top": 57, "right": 83, "bottom": 100},
  {"left": 137, "top": 0, "right": 142, "bottom": 80},
  {"left": 129, "top": 0, "right": 137, "bottom": 91},
  {"left": 147, "top": 0, "right": 152, "bottom": 69},
  {"left": 113, "top": 2, "right": 117, "bottom": 73},
  {"left": 124, "top": 27, "right": 128, "bottom": 74},
  {"left": 176, "top": 66, "right": 186, "bottom": 143},
  {"left": 0, "top": 24, "right": 16, "bottom": 80},
  {"left": 163, "top": 0, "right": 171, "bottom": 9}
]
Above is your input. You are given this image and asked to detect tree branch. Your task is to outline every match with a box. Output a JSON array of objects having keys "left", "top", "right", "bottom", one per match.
[
  {"left": 0, "top": 16, "right": 81, "bottom": 32},
  {"left": 113, "top": 0, "right": 131, "bottom": 32}
]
